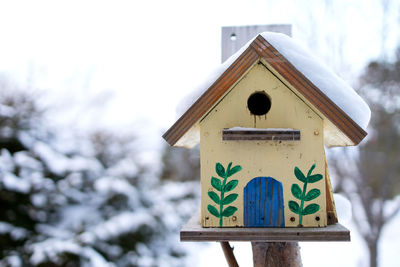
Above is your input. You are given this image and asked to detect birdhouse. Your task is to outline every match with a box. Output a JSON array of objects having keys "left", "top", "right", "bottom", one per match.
[{"left": 163, "top": 33, "right": 370, "bottom": 228}]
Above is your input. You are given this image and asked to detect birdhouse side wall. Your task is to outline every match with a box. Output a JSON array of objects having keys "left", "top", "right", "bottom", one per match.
[{"left": 200, "top": 63, "right": 326, "bottom": 228}]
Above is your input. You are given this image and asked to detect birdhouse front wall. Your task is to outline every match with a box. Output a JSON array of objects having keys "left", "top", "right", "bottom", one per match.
[{"left": 200, "top": 62, "right": 327, "bottom": 228}]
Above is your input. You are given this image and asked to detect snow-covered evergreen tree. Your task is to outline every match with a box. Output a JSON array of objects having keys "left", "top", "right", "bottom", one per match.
[{"left": 0, "top": 81, "right": 199, "bottom": 266}]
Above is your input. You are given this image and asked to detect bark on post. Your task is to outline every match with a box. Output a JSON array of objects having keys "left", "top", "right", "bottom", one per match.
[
  {"left": 220, "top": 242, "right": 239, "bottom": 267},
  {"left": 251, "top": 242, "right": 302, "bottom": 267}
]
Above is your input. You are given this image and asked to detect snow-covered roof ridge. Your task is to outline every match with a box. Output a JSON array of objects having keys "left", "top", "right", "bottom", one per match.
[
  {"left": 260, "top": 32, "right": 371, "bottom": 130},
  {"left": 164, "top": 32, "right": 370, "bottom": 148}
]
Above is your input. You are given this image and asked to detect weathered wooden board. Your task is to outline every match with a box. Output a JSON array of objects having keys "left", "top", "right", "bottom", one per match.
[
  {"left": 181, "top": 213, "right": 350, "bottom": 242},
  {"left": 222, "top": 128, "right": 301, "bottom": 141},
  {"left": 221, "top": 25, "right": 292, "bottom": 63}
]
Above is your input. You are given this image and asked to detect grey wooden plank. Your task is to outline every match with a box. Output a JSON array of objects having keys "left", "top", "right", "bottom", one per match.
[
  {"left": 180, "top": 214, "right": 350, "bottom": 242},
  {"left": 221, "top": 24, "right": 292, "bottom": 63},
  {"left": 222, "top": 128, "right": 301, "bottom": 141}
]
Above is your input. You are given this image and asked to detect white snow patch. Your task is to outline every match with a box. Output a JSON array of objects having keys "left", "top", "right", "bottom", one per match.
[
  {"left": 30, "top": 238, "right": 114, "bottom": 266},
  {"left": 14, "top": 151, "right": 43, "bottom": 171},
  {"left": 0, "top": 222, "right": 29, "bottom": 240},
  {"left": 31, "top": 193, "right": 47, "bottom": 207},
  {"left": 0, "top": 149, "right": 15, "bottom": 172},
  {"left": 0, "top": 104, "right": 16, "bottom": 117},
  {"left": 95, "top": 176, "right": 139, "bottom": 201},
  {"left": 33, "top": 141, "right": 103, "bottom": 176},
  {"left": 262, "top": 32, "right": 370, "bottom": 130},
  {"left": 333, "top": 193, "right": 352, "bottom": 223},
  {"left": 5, "top": 255, "right": 22, "bottom": 267},
  {"left": 2, "top": 172, "right": 30, "bottom": 193},
  {"left": 90, "top": 211, "right": 155, "bottom": 241}
]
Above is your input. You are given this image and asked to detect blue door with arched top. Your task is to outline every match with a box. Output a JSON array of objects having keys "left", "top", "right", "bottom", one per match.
[{"left": 243, "top": 177, "right": 285, "bottom": 227}]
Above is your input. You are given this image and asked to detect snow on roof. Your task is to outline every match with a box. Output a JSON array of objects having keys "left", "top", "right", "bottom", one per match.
[
  {"left": 261, "top": 32, "right": 370, "bottom": 130},
  {"left": 177, "top": 32, "right": 370, "bottom": 131}
]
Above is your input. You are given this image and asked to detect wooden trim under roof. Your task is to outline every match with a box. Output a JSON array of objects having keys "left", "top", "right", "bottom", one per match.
[
  {"left": 163, "top": 35, "right": 367, "bottom": 147},
  {"left": 163, "top": 46, "right": 260, "bottom": 146}
]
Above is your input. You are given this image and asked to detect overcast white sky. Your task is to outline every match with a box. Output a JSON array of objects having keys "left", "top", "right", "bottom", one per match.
[{"left": 0, "top": 0, "right": 399, "bottom": 135}]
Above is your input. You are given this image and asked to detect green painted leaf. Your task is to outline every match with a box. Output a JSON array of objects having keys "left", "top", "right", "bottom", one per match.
[
  {"left": 222, "top": 193, "right": 238, "bottom": 205},
  {"left": 307, "top": 163, "right": 316, "bottom": 177},
  {"left": 224, "top": 180, "right": 238, "bottom": 192},
  {"left": 307, "top": 174, "right": 323, "bottom": 183},
  {"left": 222, "top": 206, "right": 238, "bottom": 217},
  {"left": 291, "top": 184, "right": 302, "bottom": 199},
  {"left": 211, "top": 177, "right": 222, "bottom": 191},
  {"left": 207, "top": 205, "right": 220, "bottom": 218},
  {"left": 289, "top": 200, "right": 300, "bottom": 214},
  {"left": 227, "top": 162, "right": 232, "bottom": 174},
  {"left": 208, "top": 191, "right": 220, "bottom": 204},
  {"left": 227, "top": 165, "right": 242, "bottom": 177},
  {"left": 216, "top": 162, "right": 225, "bottom": 178},
  {"left": 294, "top": 167, "right": 307, "bottom": 183},
  {"left": 304, "top": 188, "right": 321, "bottom": 201},
  {"left": 303, "top": 203, "right": 320, "bottom": 215}
]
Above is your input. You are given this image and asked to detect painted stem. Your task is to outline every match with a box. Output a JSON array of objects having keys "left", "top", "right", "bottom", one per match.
[
  {"left": 299, "top": 181, "right": 308, "bottom": 225},
  {"left": 220, "top": 174, "right": 228, "bottom": 227}
]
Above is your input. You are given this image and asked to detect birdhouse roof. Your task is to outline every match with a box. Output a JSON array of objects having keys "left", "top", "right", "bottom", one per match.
[{"left": 163, "top": 32, "right": 370, "bottom": 148}]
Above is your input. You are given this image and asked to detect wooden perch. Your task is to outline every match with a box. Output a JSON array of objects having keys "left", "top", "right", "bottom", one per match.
[{"left": 222, "top": 128, "right": 300, "bottom": 141}]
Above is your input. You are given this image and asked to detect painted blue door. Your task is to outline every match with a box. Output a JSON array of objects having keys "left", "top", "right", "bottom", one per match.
[{"left": 243, "top": 177, "right": 285, "bottom": 227}]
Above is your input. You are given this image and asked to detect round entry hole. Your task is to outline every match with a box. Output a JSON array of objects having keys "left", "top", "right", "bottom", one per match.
[{"left": 247, "top": 92, "right": 271, "bottom": 116}]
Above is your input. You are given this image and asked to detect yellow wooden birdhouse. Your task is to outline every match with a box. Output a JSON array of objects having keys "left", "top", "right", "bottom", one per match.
[{"left": 163, "top": 32, "right": 370, "bottom": 228}]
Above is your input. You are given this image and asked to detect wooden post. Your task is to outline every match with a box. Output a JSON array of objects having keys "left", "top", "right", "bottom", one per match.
[
  {"left": 251, "top": 242, "right": 302, "bottom": 267},
  {"left": 221, "top": 25, "right": 298, "bottom": 267}
]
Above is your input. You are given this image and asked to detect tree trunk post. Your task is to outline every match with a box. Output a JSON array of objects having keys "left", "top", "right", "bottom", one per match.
[
  {"left": 368, "top": 242, "right": 378, "bottom": 267},
  {"left": 251, "top": 242, "right": 302, "bottom": 267}
]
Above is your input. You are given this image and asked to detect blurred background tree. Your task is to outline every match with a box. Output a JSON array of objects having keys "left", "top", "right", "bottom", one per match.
[
  {"left": 0, "top": 77, "right": 199, "bottom": 267},
  {"left": 330, "top": 52, "right": 400, "bottom": 267}
]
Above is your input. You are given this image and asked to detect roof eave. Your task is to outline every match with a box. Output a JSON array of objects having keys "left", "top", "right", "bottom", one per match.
[{"left": 163, "top": 34, "right": 367, "bottom": 147}]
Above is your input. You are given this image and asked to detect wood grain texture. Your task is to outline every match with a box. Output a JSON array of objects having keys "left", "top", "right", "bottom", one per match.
[
  {"left": 252, "top": 242, "right": 302, "bottom": 267},
  {"left": 222, "top": 128, "right": 300, "bottom": 141},
  {"left": 163, "top": 34, "right": 367, "bottom": 147},
  {"left": 325, "top": 157, "right": 338, "bottom": 225},
  {"left": 181, "top": 213, "right": 350, "bottom": 242},
  {"left": 244, "top": 177, "right": 285, "bottom": 227}
]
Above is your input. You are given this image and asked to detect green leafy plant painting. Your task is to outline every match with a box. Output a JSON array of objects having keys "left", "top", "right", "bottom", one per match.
[
  {"left": 207, "top": 162, "right": 241, "bottom": 227},
  {"left": 289, "top": 164, "right": 323, "bottom": 225}
]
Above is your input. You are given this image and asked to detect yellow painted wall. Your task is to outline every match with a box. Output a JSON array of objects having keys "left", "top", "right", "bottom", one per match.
[{"left": 200, "top": 62, "right": 326, "bottom": 227}]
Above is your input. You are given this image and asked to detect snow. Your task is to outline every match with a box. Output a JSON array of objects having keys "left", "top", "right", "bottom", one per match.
[
  {"left": 33, "top": 141, "right": 103, "bottom": 177},
  {"left": 90, "top": 211, "right": 155, "bottom": 241},
  {"left": 29, "top": 238, "right": 114, "bottom": 267},
  {"left": 262, "top": 32, "right": 371, "bottom": 130},
  {"left": 177, "top": 32, "right": 371, "bottom": 131},
  {"left": 333, "top": 193, "right": 352, "bottom": 223},
  {"left": 2, "top": 172, "right": 31, "bottom": 193},
  {"left": 0, "top": 222, "right": 29, "bottom": 240},
  {"left": 14, "top": 151, "right": 43, "bottom": 171},
  {"left": 0, "top": 149, "right": 15, "bottom": 172}
]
